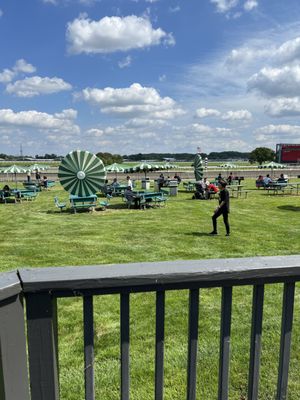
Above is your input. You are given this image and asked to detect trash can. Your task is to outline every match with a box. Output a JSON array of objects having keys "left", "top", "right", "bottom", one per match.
[
  {"left": 168, "top": 180, "right": 178, "bottom": 196},
  {"left": 141, "top": 178, "right": 150, "bottom": 190}
]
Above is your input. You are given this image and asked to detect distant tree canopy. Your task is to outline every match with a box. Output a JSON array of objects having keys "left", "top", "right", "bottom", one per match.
[
  {"left": 96, "top": 152, "right": 123, "bottom": 165},
  {"left": 249, "top": 147, "right": 275, "bottom": 165}
]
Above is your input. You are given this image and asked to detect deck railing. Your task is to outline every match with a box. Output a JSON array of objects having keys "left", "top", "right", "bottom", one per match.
[{"left": 1, "top": 255, "right": 300, "bottom": 400}]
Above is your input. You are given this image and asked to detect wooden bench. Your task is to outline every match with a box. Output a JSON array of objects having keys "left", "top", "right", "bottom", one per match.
[{"left": 70, "top": 195, "right": 97, "bottom": 213}]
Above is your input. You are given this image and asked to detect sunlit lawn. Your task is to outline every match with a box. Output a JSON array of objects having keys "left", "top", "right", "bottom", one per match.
[{"left": 0, "top": 179, "right": 300, "bottom": 399}]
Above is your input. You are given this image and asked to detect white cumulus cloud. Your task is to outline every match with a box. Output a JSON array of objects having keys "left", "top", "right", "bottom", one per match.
[
  {"left": 195, "top": 107, "right": 221, "bottom": 118},
  {"left": 254, "top": 124, "right": 300, "bottom": 143},
  {"left": 6, "top": 76, "right": 72, "bottom": 97},
  {"left": 79, "top": 83, "right": 185, "bottom": 119},
  {"left": 248, "top": 65, "right": 300, "bottom": 97},
  {"left": 66, "top": 15, "right": 175, "bottom": 54},
  {"left": 265, "top": 97, "right": 300, "bottom": 117},
  {"left": 0, "top": 59, "right": 36, "bottom": 83},
  {"left": 222, "top": 109, "right": 252, "bottom": 120},
  {"left": 0, "top": 108, "right": 80, "bottom": 133}
]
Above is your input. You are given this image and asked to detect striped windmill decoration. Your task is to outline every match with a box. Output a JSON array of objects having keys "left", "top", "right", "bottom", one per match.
[{"left": 58, "top": 150, "right": 107, "bottom": 197}]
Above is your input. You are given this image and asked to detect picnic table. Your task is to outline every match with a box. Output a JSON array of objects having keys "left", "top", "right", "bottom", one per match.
[
  {"left": 69, "top": 194, "right": 97, "bottom": 213},
  {"left": 127, "top": 191, "right": 167, "bottom": 209}
]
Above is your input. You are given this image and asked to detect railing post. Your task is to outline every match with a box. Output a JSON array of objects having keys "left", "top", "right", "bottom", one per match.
[
  {"left": 121, "top": 293, "right": 130, "bottom": 400},
  {"left": 155, "top": 290, "right": 165, "bottom": 400},
  {"left": 83, "top": 295, "right": 95, "bottom": 400},
  {"left": 218, "top": 286, "right": 232, "bottom": 400},
  {"left": 26, "top": 293, "right": 59, "bottom": 400},
  {"left": 0, "top": 294, "right": 30, "bottom": 400},
  {"left": 186, "top": 289, "right": 199, "bottom": 400},
  {"left": 248, "top": 285, "right": 264, "bottom": 400},
  {"left": 276, "top": 282, "right": 295, "bottom": 400}
]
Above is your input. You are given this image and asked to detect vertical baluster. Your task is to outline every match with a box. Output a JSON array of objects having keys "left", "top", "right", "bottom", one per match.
[
  {"left": 121, "top": 293, "right": 130, "bottom": 400},
  {"left": 218, "top": 286, "right": 232, "bottom": 400},
  {"left": 155, "top": 291, "right": 165, "bottom": 400},
  {"left": 248, "top": 284, "right": 264, "bottom": 400},
  {"left": 83, "top": 296, "right": 95, "bottom": 400},
  {"left": 276, "top": 282, "right": 295, "bottom": 400},
  {"left": 186, "top": 289, "right": 200, "bottom": 400},
  {"left": 26, "top": 293, "right": 59, "bottom": 400}
]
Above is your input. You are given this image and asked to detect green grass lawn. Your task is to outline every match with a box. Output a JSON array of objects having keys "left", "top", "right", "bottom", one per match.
[{"left": 0, "top": 180, "right": 300, "bottom": 399}]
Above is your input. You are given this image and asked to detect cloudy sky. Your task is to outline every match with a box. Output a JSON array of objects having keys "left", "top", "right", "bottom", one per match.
[{"left": 1, "top": 0, "right": 300, "bottom": 156}]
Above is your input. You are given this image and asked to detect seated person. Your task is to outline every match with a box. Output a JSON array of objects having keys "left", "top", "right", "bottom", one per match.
[
  {"left": 263, "top": 174, "right": 272, "bottom": 187},
  {"left": 124, "top": 186, "right": 139, "bottom": 208},
  {"left": 111, "top": 178, "right": 120, "bottom": 188},
  {"left": 193, "top": 180, "right": 206, "bottom": 199},
  {"left": 203, "top": 177, "right": 210, "bottom": 187},
  {"left": 2, "top": 184, "right": 11, "bottom": 197},
  {"left": 41, "top": 176, "right": 48, "bottom": 189},
  {"left": 227, "top": 172, "right": 233, "bottom": 185},
  {"left": 206, "top": 182, "right": 218, "bottom": 199},
  {"left": 157, "top": 174, "right": 165, "bottom": 190},
  {"left": 216, "top": 173, "right": 223, "bottom": 182},
  {"left": 174, "top": 173, "right": 181, "bottom": 184},
  {"left": 277, "top": 173, "right": 288, "bottom": 183}
]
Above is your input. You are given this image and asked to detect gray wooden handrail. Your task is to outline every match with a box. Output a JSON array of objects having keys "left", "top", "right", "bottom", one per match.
[
  {"left": 18, "top": 255, "right": 300, "bottom": 294},
  {"left": 1, "top": 255, "right": 300, "bottom": 400}
]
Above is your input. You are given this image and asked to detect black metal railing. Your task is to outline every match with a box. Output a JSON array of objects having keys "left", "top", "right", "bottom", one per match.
[{"left": 0, "top": 255, "right": 300, "bottom": 400}]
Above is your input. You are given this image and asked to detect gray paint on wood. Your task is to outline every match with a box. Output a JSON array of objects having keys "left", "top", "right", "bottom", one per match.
[
  {"left": 121, "top": 293, "right": 130, "bottom": 400},
  {"left": 0, "top": 271, "right": 22, "bottom": 302},
  {"left": 83, "top": 296, "right": 95, "bottom": 400},
  {"left": 18, "top": 255, "right": 300, "bottom": 293},
  {"left": 0, "top": 294, "right": 30, "bottom": 400},
  {"left": 26, "top": 293, "right": 59, "bottom": 400},
  {"left": 186, "top": 289, "right": 199, "bottom": 400},
  {"left": 155, "top": 291, "right": 165, "bottom": 400},
  {"left": 248, "top": 285, "right": 264, "bottom": 400},
  {"left": 276, "top": 282, "right": 295, "bottom": 400},
  {"left": 218, "top": 287, "right": 232, "bottom": 400}
]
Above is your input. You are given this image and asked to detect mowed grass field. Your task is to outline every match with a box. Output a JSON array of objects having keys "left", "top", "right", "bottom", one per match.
[{"left": 0, "top": 179, "right": 300, "bottom": 400}]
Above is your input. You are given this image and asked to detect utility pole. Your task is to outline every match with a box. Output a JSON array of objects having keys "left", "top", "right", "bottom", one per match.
[{"left": 20, "top": 144, "right": 23, "bottom": 160}]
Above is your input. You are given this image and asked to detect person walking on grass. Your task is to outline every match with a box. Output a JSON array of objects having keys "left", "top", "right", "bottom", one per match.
[{"left": 210, "top": 180, "right": 230, "bottom": 236}]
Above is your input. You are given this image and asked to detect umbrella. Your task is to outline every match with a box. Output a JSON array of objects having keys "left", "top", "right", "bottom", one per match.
[
  {"left": 28, "top": 163, "right": 49, "bottom": 172},
  {"left": 128, "top": 162, "right": 154, "bottom": 178},
  {"left": 58, "top": 150, "right": 107, "bottom": 197},
  {"left": 220, "top": 163, "right": 237, "bottom": 169},
  {"left": 1, "top": 164, "right": 27, "bottom": 187},
  {"left": 193, "top": 154, "right": 204, "bottom": 181},
  {"left": 105, "top": 163, "right": 126, "bottom": 173},
  {"left": 105, "top": 163, "right": 129, "bottom": 178},
  {"left": 258, "top": 161, "right": 286, "bottom": 169}
]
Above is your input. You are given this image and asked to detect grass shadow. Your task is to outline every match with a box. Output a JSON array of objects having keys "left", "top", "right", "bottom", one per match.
[
  {"left": 186, "top": 232, "right": 213, "bottom": 236},
  {"left": 277, "top": 205, "right": 300, "bottom": 212}
]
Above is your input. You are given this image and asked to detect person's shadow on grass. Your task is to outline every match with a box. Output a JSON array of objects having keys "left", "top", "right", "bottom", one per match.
[
  {"left": 186, "top": 232, "right": 213, "bottom": 237},
  {"left": 278, "top": 205, "right": 300, "bottom": 212}
]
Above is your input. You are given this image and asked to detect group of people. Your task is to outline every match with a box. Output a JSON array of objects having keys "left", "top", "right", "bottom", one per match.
[
  {"left": 256, "top": 173, "right": 287, "bottom": 188},
  {"left": 193, "top": 177, "right": 218, "bottom": 200},
  {"left": 26, "top": 169, "right": 48, "bottom": 188},
  {"left": 157, "top": 173, "right": 182, "bottom": 190}
]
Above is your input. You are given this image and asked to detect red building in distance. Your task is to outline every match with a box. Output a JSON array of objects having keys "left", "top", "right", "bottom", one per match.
[{"left": 276, "top": 144, "right": 300, "bottom": 163}]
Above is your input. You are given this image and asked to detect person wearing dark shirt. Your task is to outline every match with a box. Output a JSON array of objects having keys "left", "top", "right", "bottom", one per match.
[{"left": 210, "top": 180, "right": 230, "bottom": 236}]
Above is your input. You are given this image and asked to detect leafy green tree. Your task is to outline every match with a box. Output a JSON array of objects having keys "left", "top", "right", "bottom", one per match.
[
  {"left": 96, "top": 152, "right": 123, "bottom": 165},
  {"left": 249, "top": 147, "right": 275, "bottom": 165}
]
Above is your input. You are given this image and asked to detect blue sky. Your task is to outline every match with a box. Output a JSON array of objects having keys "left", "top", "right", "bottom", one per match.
[{"left": 1, "top": 0, "right": 300, "bottom": 156}]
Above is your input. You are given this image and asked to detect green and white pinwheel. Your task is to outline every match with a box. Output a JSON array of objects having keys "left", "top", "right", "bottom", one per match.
[
  {"left": 193, "top": 154, "right": 204, "bottom": 181},
  {"left": 58, "top": 150, "right": 106, "bottom": 197}
]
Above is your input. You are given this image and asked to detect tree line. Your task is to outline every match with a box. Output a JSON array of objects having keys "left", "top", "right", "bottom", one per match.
[{"left": 0, "top": 147, "right": 276, "bottom": 165}]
